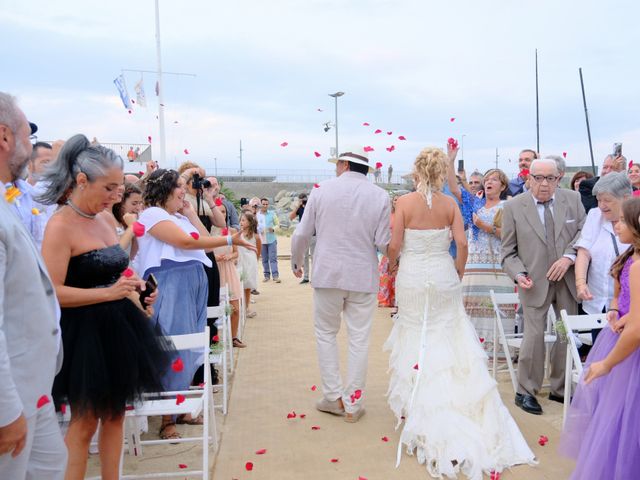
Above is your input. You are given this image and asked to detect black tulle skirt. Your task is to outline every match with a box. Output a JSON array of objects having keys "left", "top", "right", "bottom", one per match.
[{"left": 52, "top": 298, "right": 172, "bottom": 418}]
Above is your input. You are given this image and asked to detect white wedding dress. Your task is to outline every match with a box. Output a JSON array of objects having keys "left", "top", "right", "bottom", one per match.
[{"left": 385, "top": 228, "right": 536, "bottom": 479}]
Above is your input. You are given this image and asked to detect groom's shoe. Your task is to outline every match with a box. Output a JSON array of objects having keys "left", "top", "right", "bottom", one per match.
[
  {"left": 316, "top": 398, "right": 345, "bottom": 416},
  {"left": 548, "top": 392, "right": 567, "bottom": 404},
  {"left": 344, "top": 408, "right": 366, "bottom": 423},
  {"left": 515, "top": 393, "right": 543, "bottom": 415}
]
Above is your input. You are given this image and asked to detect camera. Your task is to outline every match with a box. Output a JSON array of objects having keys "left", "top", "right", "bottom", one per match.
[{"left": 191, "top": 173, "right": 211, "bottom": 190}]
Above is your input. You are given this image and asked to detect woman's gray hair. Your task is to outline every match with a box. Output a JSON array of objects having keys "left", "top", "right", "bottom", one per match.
[
  {"left": 0, "top": 92, "right": 21, "bottom": 132},
  {"left": 37, "top": 134, "right": 123, "bottom": 205},
  {"left": 592, "top": 171, "right": 632, "bottom": 199}
]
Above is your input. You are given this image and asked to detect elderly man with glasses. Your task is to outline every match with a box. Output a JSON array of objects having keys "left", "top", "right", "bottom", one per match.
[{"left": 501, "top": 157, "right": 586, "bottom": 416}]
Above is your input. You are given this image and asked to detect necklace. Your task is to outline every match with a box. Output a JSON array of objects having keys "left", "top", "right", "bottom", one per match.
[{"left": 66, "top": 199, "right": 96, "bottom": 219}]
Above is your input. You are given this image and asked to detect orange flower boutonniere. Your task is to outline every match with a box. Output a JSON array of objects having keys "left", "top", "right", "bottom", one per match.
[{"left": 4, "top": 185, "right": 21, "bottom": 204}]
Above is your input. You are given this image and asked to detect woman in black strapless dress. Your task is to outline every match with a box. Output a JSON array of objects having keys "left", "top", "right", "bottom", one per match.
[{"left": 39, "top": 135, "right": 171, "bottom": 480}]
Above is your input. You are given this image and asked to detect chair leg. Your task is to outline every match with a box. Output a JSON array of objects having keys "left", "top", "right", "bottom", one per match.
[{"left": 563, "top": 344, "right": 572, "bottom": 428}]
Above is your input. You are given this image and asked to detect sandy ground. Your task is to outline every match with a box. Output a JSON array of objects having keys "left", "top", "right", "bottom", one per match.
[{"left": 88, "top": 235, "right": 575, "bottom": 479}]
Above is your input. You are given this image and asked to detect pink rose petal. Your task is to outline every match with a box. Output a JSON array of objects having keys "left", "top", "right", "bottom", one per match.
[
  {"left": 36, "top": 395, "right": 50, "bottom": 409},
  {"left": 255, "top": 448, "right": 267, "bottom": 455},
  {"left": 245, "top": 462, "right": 254, "bottom": 471},
  {"left": 190, "top": 232, "right": 200, "bottom": 240},
  {"left": 172, "top": 357, "right": 184, "bottom": 372},
  {"left": 387, "top": 131, "right": 393, "bottom": 135},
  {"left": 183, "top": 148, "right": 189, "bottom": 154},
  {"left": 280, "top": 142, "right": 289, "bottom": 147},
  {"left": 364, "top": 146, "right": 374, "bottom": 152},
  {"left": 398, "top": 135, "right": 407, "bottom": 140},
  {"left": 176, "top": 394, "right": 186, "bottom": 405},
  {"left": 311, "top": 385, "right": 317, "bottom": 391},
  {"left": 362, "top": 122, "right": 370, "bottom": 126},
  {"left": 179, "top": 463, "right": 187, "bottom": 469},
  {"left": 374, "top": 129, "right": 382, "bottom": 134},
  {"left": 132, "top": 221, "right": 145, "bottom": 237},
  {"left": 381, "top": 436, "right": 389, "bottom": 442},
  {"left": 314, "top": 151, "right": 321, "bottom": 157},
  {"left": 122, "top": 267, "right": 134, "bottom": 278},
  {"left": 450, "top": 117, "right": 455, "bottom": 122}
]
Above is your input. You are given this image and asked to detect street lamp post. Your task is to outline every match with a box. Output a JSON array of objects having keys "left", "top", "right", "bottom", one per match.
[
  {"left": 328, "top": 91, "right": 344, "bottom": 157},
  {"left": 461, "top": 134, "right": 466, "bottom": 162}
]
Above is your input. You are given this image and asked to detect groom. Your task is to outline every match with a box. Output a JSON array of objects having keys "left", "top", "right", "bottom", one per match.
[{"left": 291, "top": 146, "right": 390, "bottom": 422}]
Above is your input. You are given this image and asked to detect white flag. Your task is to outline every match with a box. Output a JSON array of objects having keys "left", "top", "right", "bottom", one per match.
[
  {"left": 135, "top": 78, "right": 147, "bottom": 107},
  {"left": 113, "top": 75, "right": 131, "bottom": 109}
]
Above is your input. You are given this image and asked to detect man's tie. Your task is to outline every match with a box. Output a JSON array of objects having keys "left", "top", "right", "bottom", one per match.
[{"left": 539, "top": 200, "right": 558, "bottom": 266}]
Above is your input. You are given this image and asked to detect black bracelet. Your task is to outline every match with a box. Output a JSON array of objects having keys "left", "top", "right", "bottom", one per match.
[{"left": 608, "top": 308, "right": 620, "bottom": 313}]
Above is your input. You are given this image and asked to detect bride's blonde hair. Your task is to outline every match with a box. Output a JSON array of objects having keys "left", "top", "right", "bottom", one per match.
[{"left": 413, "top": 147, "right": 448, "bottom": 195}]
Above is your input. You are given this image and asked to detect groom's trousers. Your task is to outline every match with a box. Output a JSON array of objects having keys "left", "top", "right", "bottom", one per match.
[{"left": 313, "top": 288, "right": 377, "bottom": 413}]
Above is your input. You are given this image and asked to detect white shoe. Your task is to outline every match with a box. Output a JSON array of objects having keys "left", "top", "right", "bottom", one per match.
[{"left": 315, "top": 398, "right": 345, "bottom": 416}]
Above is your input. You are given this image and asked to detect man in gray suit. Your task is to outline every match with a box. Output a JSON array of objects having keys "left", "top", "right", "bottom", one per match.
[
  {"left": 501, "top": 157, "right": 586, "bottom": 415},
  {"left": 0, "top": 92, "right": 66, "bottom": 478}
]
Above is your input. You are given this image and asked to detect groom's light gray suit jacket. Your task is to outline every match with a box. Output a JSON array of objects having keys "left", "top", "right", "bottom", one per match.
[{"left": 0, "top": 196, "right": 61, "bottom": 426}]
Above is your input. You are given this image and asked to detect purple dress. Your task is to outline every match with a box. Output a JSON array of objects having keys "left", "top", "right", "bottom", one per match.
[{"left": 560, "top": 257, "right": 640, "bottom": 479}]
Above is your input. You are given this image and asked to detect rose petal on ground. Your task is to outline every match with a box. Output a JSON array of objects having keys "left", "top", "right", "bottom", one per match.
[
  {"left": 190, "top": 232, "right": 200, "bottom": 240},
  {"left": 359, "top": 477, "right": 368, "bottom": 480},
  {"left": 172, "top": 357, "right": 184, "bottom": 372},
  {"left": 131, "top": 99, "right": 136, "bottom": 104},
  {"left": 387, "top": 131, "right": 392, "bottom": 135},
  {"left": 148, "top": 136, "right": 152, "bottom": 143},
  {"left": 311, "top": 426, "right": 320, "bottom": 430},
  {"left": 178, "top": 463, "right": 187, "bottom": 469},
  {"left": 413, "top": 363, "right": 419, "bottom": 370},
  {"left": 381, "top": 436, "right": 389, "bottom": 442},
  {"left": 317, "top": 108, "right": 323, "bottom": 112},
  {"left": 122, "top": 267, "right": 134, "bottom": 278},
  {"left": 330, "top": 458, "right": 339, "bottom": 463},
  {"left": 287, "top": 411, "right": 297, "bottom": 419},
  {"left": 245, "top": 462, "right": 254, "bottom": 471},
  {"left": 128, "top": 110, "right": 132, "bottom": 114},
  {"left": 280, "top": 142, "right": 289, "bottom": 147},
  {"left": 450, "top": 117, "right": 455, "bottom": 122},
  {"left": 479, "top": 337, "right": 485, "bottom": 343},
  {"left": 398, "top": 135, "right": 407, "bottom": 140},
  {"left": 299, "top": 414, "right": 306, "bottom": 418},
  {"left": 314, "top": 151, "right": 321, "bottom": 157},
  {"left": 311, "top": 385, "right": 317, "bottom": 391},
  {"left": 183, "top": 148, "right": 189, "bottom": 154},
  {"left": 362, "top": 122, "right": 370, "bottom": 126},
  {"left": 538, "top": 435, "right": 549, "bottom": 446},
  {"left": 176, "top": 394, "right": 186, "bottom": 405},
  {"left": 36, "top": 395, "right": 50, "bottom": 409},
  {"left": 374, "top": 129, "right": 382, "bottom": 134},
  {"left": 255, "top": 449, "right": 267, "bottom": 455},
  {"left": 132, "top": 221, "right": 146, "bottom": 237},
  {"left": 563, "top": 152, "right": 567, "bottom": 158}
]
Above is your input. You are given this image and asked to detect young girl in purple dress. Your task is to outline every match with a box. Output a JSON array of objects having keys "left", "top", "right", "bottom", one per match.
[{"left": 561, "top": 197, "right": 640, "bottom": 479}]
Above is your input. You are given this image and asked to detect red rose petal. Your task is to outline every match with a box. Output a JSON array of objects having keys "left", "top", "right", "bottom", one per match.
[
  {"left": 287, "top": 411, "right": 297, "bottom": 419},
  {"left": 280, "top": 142, "right": 289, "bottom": 147},
  {"left": 190, "top": 232, "right": 200, "bottom": 240},
  {"left": 317, "top": 108, "right": 323, "bottom": 112},
  {"left": 183, "top": 148, "right": 189, "bottom": 154},
  {"left": 386, "top": 131, "right": 393, "bottom": 135},
  {"left": 245, "top": 462, "right": 254, "bottom": 471},
  {"left": 359, "top": 477, "right": 368, "bottom": 480},
  {"left": 125, "top": 405, "right": 134, "bottom": 411},
  {"left": 413, "top": 363, "right": 419, "bottom": 370},
  {"left": 330, "top": 458, "right": 339, "bottom": 463},
  {"left": 629, "top": 160, "right": 634, "bottom": 169},
  {"left": 221, "top": 227, "right": 229, "bottom": 236},
  {"left": 60, "top": 403, "right": 67, "bottom": 415},
  {"left": 364, "top": 146, "right": 374, "bottom": 152},
  {"left": 362, "top": 122, "right": 370, "bottom": 126},
  {"left": 398, "top": 135, "right": 407, "bottom": 140},
  {"left": 138, "top": 170, "right": 144, "bottom": 175},
  {"left": 122, "top": 267, "right": 134, "bottom": 278},
  {"left": 132, "top": 221, "right": 145, "bottom": 237},
  {"left": 450, "top": 117, "right": 455, "bottom": 122},
  {"left": 490, "top": 471, "right": 501, "bottom": 480},
  {"left": 354, "top": 389, "right": 362, "bottom": 400},
  {"left": 212, "top": 335, "right": 220, "bottom": 342},
  {"left": 178, "top": 463, "right": 187, "bottom": 469},
  {"left": 131, "top": 99, "right": 136, "bottom": 104},
  {"left": 176, "top": 394, "right": 186, "bottom": 405},
  {"left": 215, "top": 198, "right": 223, "bottom": 207},
  {"left": 299, "top": 414, "right": 306, "bottom": 418},
  {"left": 255, "top": 448, "right": 267, "bottom": 455},
  {"left": 148, "top": 136, "right": 152, "bottom": 143},
  {"left": 311, "top": 426, "right": 321, "bottom": 430},
  {"left": 128, "top": 109, "right": 132, "bottom": 114},
  {"left": 314, "top": 151, "right": 321, "bottom": 157},
  {"left": 538, "top": 435, "right": 549, "bottom": 446},
  {"left": 36, "top": 395, "right": 50, "bottom": 409},
  {"left": 381, "top": 436, "right": 389, "bottom": 442},
  {"left": 314, "top": 183, "right": 320, "bottom": 188},
  {"left": 198, "top": 382, "right": 205, "bottom": 388},
  {"left": 375, "top": 162, "right": 383, "bottom": 169},
  {"left": 374, "top": 129, "right": 382, "bottom": 134},
  {"left": 563, "top": 152, "right": 567, "bottom": 158},
  {"left": 172, "top": 357, "right": 184, "bottom": 372},
  {"left": 311, "top": 385, "right": 317, "bottom": 391},
  {"left": 350, "top": 394, "right": 355, "bottom": 404},
  {"left": 479, "top": 337, "right": 485, "bottom": 343}
]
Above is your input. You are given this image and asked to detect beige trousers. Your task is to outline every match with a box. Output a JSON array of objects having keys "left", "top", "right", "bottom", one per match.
[{"left": 313, "top": 288, "right": 377, "bottom": 414}]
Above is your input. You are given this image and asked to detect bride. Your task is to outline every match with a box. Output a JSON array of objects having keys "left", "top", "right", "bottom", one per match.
[{"left": 384, "top": 145, "right": 536, "bottom": 479}]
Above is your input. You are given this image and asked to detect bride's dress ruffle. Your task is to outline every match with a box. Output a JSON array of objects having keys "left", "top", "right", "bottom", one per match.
[{"left": 384, "top": 228, "right": 536, "bottom": 479}]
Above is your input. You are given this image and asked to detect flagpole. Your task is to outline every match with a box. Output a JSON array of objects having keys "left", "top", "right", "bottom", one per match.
[
  {"left": 579, "top": 67, "right": 596, "bottom": 175},
  {"left": 535, "top": 48, "right": 540, "bottom": 153},
  {"left": 154, "top": 0, "right": 167, "bottom": 167}
]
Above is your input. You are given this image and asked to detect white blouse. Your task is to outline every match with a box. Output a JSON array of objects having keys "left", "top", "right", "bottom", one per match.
[
  {"left": 574, "top": 207, "right": 630, "bottom": 314},
  {"left": 135, "top": 207, "right": 212, "bottom": 277}
]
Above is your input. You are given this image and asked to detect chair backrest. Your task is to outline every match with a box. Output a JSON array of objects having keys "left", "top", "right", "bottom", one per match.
[
  {"left": 207, "top": 306, "right": 226, "bottom": 319},
  {"left": 560, "top": 310, "right": 606, "bottom": 375},
  {"left": 169, "top": 329, "right": 209, "bottom": 351},
  {"left": 491, "top": 292, "right": 520, "bottom": 306}
]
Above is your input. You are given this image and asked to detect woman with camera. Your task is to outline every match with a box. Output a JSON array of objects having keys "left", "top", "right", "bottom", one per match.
[
  {"left": 135, "top": 169, "right": 255, "bottom": 440},
  {"left": 40, "top": 135, "right": 171, "bottom": 480}
]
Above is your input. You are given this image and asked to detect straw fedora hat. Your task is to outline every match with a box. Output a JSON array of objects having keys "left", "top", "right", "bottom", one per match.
[{"left": 328, "top": 145, "right": 374, "bottom": 173}]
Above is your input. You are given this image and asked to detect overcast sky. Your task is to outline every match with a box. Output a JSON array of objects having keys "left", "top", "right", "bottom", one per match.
[{"left": 2, "top": 0, "right": 639, "bottom": 177}]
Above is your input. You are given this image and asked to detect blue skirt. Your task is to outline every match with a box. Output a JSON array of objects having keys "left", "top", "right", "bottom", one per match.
[{"left": 147, "top": 260, "right": 208, "bottom": 392}]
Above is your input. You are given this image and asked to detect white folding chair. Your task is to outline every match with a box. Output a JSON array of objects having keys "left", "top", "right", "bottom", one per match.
[
  {"left": 237, "top": 279, "right": 246, "bottom": 339},
  {"left": 121, "top": 327, "right": 217, "bottom": 480},
  {"left": 560, "top": 309, "right": 606, "bottom": 426},
  {"left": 208, "top": 305, "right": 229, "bottom": 415},
  {"left": 490, "top": 290, "right": 557, "bottom": 394},
  {"left": 219, "top": 285, "right": 234, "bottom": 373}
]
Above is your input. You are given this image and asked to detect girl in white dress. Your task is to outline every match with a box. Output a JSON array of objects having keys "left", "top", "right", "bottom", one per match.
[
  {"left": 239, "top": 211, "right": 261, "bottom": 318},
  {"left": 385, "top": 146, "right": 536, "bottom": 479}
]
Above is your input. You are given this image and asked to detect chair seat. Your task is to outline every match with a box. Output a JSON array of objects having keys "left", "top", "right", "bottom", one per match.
[
  {"left": 210, "top": 352, "right": 223, "bottom": 365},
  {"left": 128, "top": 397, "right": 203, "bottom": 419},
  {"left": 505, "top": 334, "right": 556, "bottom": 349}
]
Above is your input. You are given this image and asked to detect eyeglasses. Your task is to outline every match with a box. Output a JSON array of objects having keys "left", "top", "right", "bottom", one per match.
[{"left": 531, "top": 175, "right": 559, "bottom": 184}]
